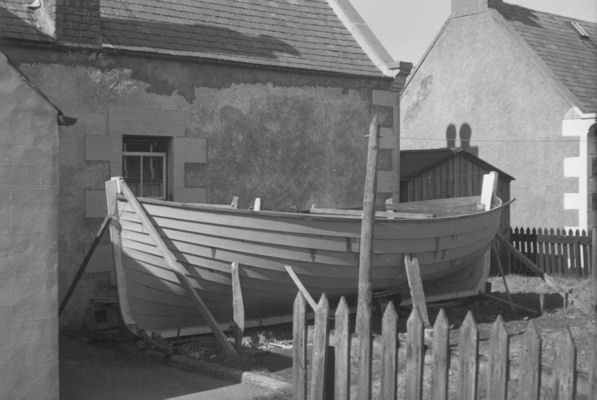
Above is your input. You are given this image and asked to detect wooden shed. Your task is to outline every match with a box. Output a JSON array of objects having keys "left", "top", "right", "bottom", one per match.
[{"left": 399, "top": 148, "right": 514, "bottom": 233}]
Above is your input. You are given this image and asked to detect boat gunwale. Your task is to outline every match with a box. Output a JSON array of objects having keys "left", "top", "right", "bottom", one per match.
[{"left": 124, "top": 195, "right": 512, "bottom": 223}]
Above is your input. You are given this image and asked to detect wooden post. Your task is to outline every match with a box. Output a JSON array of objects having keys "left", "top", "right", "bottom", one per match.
[
  {"left": 231, "top": 262, "right": 244, "bottom": 352},
  {"left": 117, "top": 178, "right": 239, "bottom": 359},
  {"left": 59, "top": 214, "right": 112, "bottom": 316},
  {"left": 356, "top": 115, "right": 380, "bottom": 400},
  {"left": 481, "top": 171, "right": 498, "bottom": 211},
  {"left": 491, "top": 241, "right": 518, "bottom": 318},
  {"left": 404, "top": 255, "right": 431, "bottom": 328}
]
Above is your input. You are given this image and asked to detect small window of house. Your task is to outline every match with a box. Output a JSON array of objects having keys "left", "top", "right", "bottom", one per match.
[{"left": 123, "top": 136, "right": 170, "bottom": 199}]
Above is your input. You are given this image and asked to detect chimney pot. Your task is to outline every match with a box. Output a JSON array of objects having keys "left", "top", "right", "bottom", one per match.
[{"left": 451, "top": 0, "right": 489, "bottom": 18}]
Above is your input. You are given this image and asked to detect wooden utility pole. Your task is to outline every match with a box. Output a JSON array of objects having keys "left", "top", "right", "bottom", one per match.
[
  {"left": 356, "top": 115, "right": 380, "bottom": 399},
  {"left": 591, "top": 130, "right": 597, "bottom": 315}
]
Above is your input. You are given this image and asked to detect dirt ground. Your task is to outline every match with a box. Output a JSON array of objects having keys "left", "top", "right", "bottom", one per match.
[{"left": 174, "top": 274, "right": 596, "bottom": 400}]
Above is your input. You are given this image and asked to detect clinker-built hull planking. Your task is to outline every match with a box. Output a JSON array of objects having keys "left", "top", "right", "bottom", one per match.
[{"left": 108, "top": 183, "right": 506, "bottom": 337}]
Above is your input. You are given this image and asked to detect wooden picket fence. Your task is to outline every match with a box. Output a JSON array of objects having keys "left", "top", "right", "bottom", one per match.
[
  {"left": 292, "top": 293, "right": 597, "bottom": 400},
  {"left": 509, "top": 227, "right": 592, "bottom": 277}
]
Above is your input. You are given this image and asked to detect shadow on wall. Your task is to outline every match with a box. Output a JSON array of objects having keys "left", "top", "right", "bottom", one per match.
[
  {"left": 102, "top": 18, "right": 301, "bottom": 60},
  {"left": 446, "top": 123, "right": 479, "bottom": 156},
  {"left": 493, "top": 2, "right": 542, "bottom": 28},
  {"left": 0, "top": 6, "right": 301, "bottom": 60}
]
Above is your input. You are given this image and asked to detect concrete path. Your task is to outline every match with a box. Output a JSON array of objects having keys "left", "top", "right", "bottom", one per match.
[{"left": 59, "top": 336, "right": 272, "bottom": 400}]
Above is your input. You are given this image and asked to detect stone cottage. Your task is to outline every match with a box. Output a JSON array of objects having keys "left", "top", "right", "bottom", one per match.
[
  {"left": 401, "top": 0, "right": 597, "bottom": 230},
  {"left": 0, "top": 0, "right": 410, "bottom": 336}
]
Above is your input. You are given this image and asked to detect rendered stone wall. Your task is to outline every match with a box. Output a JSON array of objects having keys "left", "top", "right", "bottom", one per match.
[
  {"left": 401, "top": 9, "right": 578, "bottom": 228},
  {"left": 3, "top": 48, "right": 396, "bottom": 328},
  {"left": 0, "top": 53, "right": 59, "bottom": 399}
]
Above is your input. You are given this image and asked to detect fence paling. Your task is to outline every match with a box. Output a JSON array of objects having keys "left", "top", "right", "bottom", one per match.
[
  {"left": 553, "top": 328, "right": 576, "bottom": 400},
  {"left": 458, "top": 312, "right": 478, "bottom": 400},
  {"left": 509, "top": 227, "right": 592, "bottom": 277},
  {"left": 518, "top": 321, "right": 541, "bottom": 400},
  {"left": 295, "top": 296, "right": 588, "bottom": 400},
  {"left": 430, "top": 309, "right": 449, "bottom": 400},
  {"left": 487, "top": 316, "right": 508, "bottom": 400},
  {"left": 380, "top": 303, "right": 398, "bottom": 400},
  {"left": 309, "top": 294, "right": 330, "bottom": 400},
  {"left": 334, "top": 298, "right": 350, "bottom": 400},
  {"left": 405, "top": 307, "right": 424, "bottom": 400},
  {"left": 292, "top": 293, "right": 307, "bottom": 400}
]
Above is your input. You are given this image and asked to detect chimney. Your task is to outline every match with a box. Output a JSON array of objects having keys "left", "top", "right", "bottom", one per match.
[
  {"left": 31, "top": 0, "right": 101, "bottom": 47},
  {"left": 389, "top": 61, "right": 413, "bottom": 91},
  {"left": 451, "top": 0, "right": 501, "bottom": 18}
]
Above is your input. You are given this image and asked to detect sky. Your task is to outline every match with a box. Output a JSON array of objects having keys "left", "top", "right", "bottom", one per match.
[{"left": 349, "top": 0, "right": 597, "bottom": 65}]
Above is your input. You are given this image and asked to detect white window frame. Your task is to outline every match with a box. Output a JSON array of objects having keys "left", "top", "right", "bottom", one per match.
[{"left": 122, "top": 151, "right": 167, "bottom": 199}]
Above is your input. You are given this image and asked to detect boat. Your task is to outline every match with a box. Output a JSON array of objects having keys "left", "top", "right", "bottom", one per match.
[{"left": 105, "top": 177, "right": 508, "bottom": 339}]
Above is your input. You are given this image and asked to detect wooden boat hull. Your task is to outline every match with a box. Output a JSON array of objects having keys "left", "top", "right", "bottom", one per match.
[{"left": 108, "top": 185, "right": 507, "bottom": 337}]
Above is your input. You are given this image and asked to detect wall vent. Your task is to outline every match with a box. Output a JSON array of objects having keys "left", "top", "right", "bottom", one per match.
[{"left": 570, "top": 21, "right": 589, "bottom": 39}]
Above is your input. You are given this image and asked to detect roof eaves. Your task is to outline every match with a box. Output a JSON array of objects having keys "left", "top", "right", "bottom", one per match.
[
  {"left": 101, "top": 43, "right": 393, "bottom": 80},
  {"left": 1, "top": 50, "right": 76, "bottom": 126}
]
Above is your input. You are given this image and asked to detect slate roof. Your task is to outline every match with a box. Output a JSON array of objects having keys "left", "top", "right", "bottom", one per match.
[
  {"left": 400, "top": 148, "right": 514, "bottom": 181},
  {"left": 0, "top": 0, "right": 386, "bottom": 78},
  {"left": 496, "top": 3, "right": 597, "bottom": 113}
]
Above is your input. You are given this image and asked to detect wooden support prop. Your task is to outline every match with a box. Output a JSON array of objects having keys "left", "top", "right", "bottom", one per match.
[
  {"left": 284, "top": 265, "right": 317, "bottom": 311},
  {"left": 480, "top": 171, "right": 498, "bottom": 211},
  {"left": 231, "top": 262, "right": 244, "bottom": 352},
  {"left": 59, "top": 213, "right": 112, "bottom": 316},
  {"left": 477, "top": 291, "right": 538, "bottom": 315},
  {"left": 491, "top": 241, "right": 518, "bottom": 318},
  {"left": 356, "top": 115, "right": 380, "bottom": 400},
  {"left": 494, "top": 234, "right": 591, "bottom": 313},
  {"left": 592, "top": 226, "right": 597, "bottom": 314},
  {"left": 404, "top": 255, "right": 431, "bottom": 328},
  {"left": 117, "top": 178, "right": 239, "bottom": 359}
]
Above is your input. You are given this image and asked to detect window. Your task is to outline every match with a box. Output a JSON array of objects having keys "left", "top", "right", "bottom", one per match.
[{"left": 123, "top": 136, "right": 170, "bottom": 199}]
